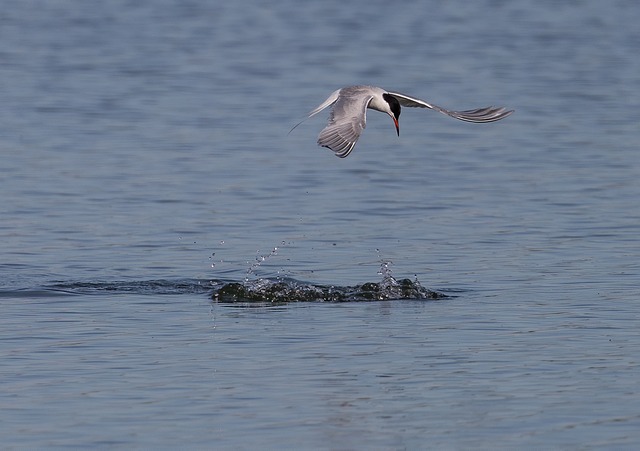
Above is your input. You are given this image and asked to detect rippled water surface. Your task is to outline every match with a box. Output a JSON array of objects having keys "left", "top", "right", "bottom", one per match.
[{"left": 2, "top": 0, "right": 639, "bottom": 448}]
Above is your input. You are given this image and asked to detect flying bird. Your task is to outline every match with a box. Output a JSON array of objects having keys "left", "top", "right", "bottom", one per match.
[{"left": 290, "top": 85, "right": 513, "bottom": 158}]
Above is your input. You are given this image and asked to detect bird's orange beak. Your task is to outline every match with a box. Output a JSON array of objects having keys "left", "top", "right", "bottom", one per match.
[{"left": 392, "top": 117, "right": 400, "bottom": 136}]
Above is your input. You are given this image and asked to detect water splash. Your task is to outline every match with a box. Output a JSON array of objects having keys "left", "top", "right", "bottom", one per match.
[
  {"left": 377, "top": 259, "right": 395, "bottom": 289},
  {"left": 214, "top": 259, "right": 445, "bottom": 304},
  {"left": 213, "top": 277, "right": 445, "bottom": 304},
  {"left": 211, "top": 246, "right": 447, "bottom": 304}
]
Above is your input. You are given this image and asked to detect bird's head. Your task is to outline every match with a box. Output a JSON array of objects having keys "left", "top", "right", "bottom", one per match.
[{"left": 383, "top": 93, "right": 401, "bottom": 136}]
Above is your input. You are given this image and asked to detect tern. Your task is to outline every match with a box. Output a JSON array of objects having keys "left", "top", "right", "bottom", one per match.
[{"left": 290, "top": 85, "right": 513, "bottom": 158}]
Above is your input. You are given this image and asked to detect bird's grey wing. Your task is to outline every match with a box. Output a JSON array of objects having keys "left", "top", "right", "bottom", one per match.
[
  {"left": 387, "top": 91, "right": 514, "bottom": 123},
  {"left": 288, "top": 89, "right": 342, "bottom": 135},
  {"left": 317, "top": 93, "right": 374, "bottom": 158}
]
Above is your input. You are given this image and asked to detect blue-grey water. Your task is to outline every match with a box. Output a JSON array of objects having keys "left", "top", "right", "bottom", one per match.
[{"left": 2, "top": 0, "right": 639, "bottom": 448}]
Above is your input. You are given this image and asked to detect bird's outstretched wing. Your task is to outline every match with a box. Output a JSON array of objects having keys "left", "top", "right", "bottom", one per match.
[
  {"left": 387, "top": 91, "right": 514, "bottom": 123},
  {"left": 316, "top": 89, "right": 374, "bottom": 158},
  {"left": 290, "top": 87, "right": 376, "bottom": 158}
]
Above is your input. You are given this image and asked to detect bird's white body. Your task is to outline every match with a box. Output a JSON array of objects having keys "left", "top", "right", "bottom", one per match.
[
  {"left": 364, "top": 86, "right": 395, "bottom": 115},
  {"left": 291, "top": 85, "right": 513, "bottom": 158}
]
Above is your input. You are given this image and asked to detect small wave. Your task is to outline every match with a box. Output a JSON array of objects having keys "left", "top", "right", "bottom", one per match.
[{"left": 213, "top": 277, "right": 446, "bottom": 304}]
